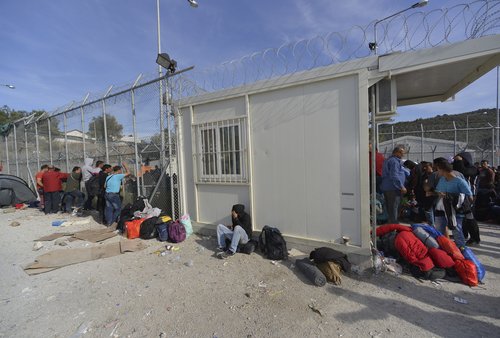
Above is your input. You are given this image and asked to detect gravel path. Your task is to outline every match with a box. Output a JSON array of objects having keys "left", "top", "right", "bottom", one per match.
[{"left": 1, "top": 208, "right": 499, "bottom": 337}]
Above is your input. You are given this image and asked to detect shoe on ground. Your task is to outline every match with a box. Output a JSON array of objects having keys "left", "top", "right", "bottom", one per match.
[
  {"left": 466, "top": 239, "right": 480, "bottom": 247},
  {"left": 217, "top": 250, "right": 235, "bottom": 259},
  {"left": 216, "top": 246, "right": 226, "bottom": 252}
]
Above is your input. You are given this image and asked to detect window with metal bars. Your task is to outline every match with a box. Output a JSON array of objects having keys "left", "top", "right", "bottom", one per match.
[{"left": 193, "top": 118, "right": 248, "bottom": 183}]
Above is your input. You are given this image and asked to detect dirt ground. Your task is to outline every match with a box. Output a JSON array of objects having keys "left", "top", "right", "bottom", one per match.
[{"left": 0, "top": 208, "right": 499, "bottom": 338}]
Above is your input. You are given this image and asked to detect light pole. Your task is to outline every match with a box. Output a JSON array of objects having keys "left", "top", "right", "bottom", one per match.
[
  {"left": 369, "top": 0, "right": 429, "bottom": 55},
  {"left": 2, "top": 84, "right": 15, "bottom": 89},
  {"left": 496, "top": 66, "right": 499, "bottom": 166},
  {"left": 156, "top": 0, "right": 198, "bottom": 169}
]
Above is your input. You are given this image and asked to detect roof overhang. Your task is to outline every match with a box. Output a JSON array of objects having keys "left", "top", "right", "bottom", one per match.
[{"left": 375, "top": 34, "right": 500, "bottom": 106}]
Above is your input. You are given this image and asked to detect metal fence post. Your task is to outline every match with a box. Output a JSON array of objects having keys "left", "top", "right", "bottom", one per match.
[
  {"left": 420, "top": 124, "right": 424, "bottom": 162},
  {"left": 491, "top": 123, "right": 495, "bottom": 166},
  {"left": 160, "top": 77, "right": 166, "bottom": 169},
  {"left": 452, "top": 121, "right": 457, "bottom": 156},
  {"left": 391, "top": 125, "right": 395, "bottom": 150},
  {"left": 24, "top": 123, "right": 29, "bottom": 174},
  {"left": 81, "top": 93, "right": 90, "bottom": 160},
  {"left": 102, "top": 86, "right": 113, "bottom": 164},
  {"left": 13, "top": 124, "right": 19, "bottom": 176},
  {"left": 131, "top": 74, "right": 142, "bottom": 196},
  {"left": 64, "top": 112, "right": 69, "bottom": 172},
  {"left": 47, "top": 117, "right": 53, "bottom": 165},
  {"left": 34, "top": 121, "right": 40, "bottom": 170},
  {"left": 370, "top": 86, "right": 377, "bottom": 249},
  {"left": 166, "top": 78, "right": 176, "bottom": 219},
  {"left": 4, "top": 135, "right": 10, "bottom": 174}
]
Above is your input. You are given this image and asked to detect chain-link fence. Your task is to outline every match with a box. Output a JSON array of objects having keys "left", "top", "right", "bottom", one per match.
[
  {"left": 1, "top": 73, "right": 184, "bottom": 219},
  {"left": 378, "top": 121, "right": 500, "bottom": 166}
]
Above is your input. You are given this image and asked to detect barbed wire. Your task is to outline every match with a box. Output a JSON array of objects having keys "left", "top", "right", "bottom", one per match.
[
  {"left": 178, "top": 0, "right": 500, "bottom": 97},
  {"left": 31, "top": 0, "right": 500, "bottom": 120}
]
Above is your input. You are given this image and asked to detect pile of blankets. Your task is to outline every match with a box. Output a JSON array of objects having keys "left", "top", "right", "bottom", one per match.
[{"left": 376, "top": 223, "right": 485, "bottom": 286}]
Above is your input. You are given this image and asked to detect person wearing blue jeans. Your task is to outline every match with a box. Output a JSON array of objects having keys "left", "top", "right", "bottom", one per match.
[
  {"left": 380, "top": 146, "right": 409, "bottom": 224},
  {"left": 104, "top": 164, "right": 130, "bottom": 227},
  {"left": 434, "top": 160, "right": 473, "bottom": 248},
  {"left": 217, "top": 204, "right": 252, "bottom": 259}
]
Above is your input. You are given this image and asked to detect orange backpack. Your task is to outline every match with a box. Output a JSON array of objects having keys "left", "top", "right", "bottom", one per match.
[{"left": 125, "top": 219, "right": 145, "bottom": 239}]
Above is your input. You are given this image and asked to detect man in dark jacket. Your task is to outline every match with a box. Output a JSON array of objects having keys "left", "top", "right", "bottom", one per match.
[
  {"left": 453, "top": 152, "right": 478, "bottom": 193},
  {"left": 97, "top": 164, "right": 112, "bottom": 224},
  {"left": 63, "top": 166, "right": 84, "bottom": 215},
  {"left": 216, "top": 204, "right": 252, "bottom": 258}
]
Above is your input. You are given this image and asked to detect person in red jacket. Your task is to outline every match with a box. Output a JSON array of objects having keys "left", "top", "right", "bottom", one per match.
[{"left": 41, "top": 165, "right": 69, "bottom": 214}]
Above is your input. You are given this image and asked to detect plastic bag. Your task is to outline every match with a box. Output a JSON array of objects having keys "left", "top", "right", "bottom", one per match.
[{"left": 180, "top": 214, "right": 193, "bottom": 237}]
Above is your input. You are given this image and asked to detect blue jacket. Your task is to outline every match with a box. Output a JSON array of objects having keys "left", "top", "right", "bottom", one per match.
[{"left": 380, "top": 156, "right": 409, "bottom": 192}]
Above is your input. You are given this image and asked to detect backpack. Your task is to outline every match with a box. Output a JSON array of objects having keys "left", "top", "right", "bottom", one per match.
[
  {"left": 168, "top": 220, "right": 186, "bottom": 243},
  {"left": 239, "top": 239, "right": 258, "bottom": 255},
  {"left": 132, "top": 196, "right": 148, "bottom": 213},
  {"left": 156, "top": 220, "right": 171, "bottom": 242},
  {"left": 139, "top": 216, "right": 159, "bottom": 240},
  {"left": 259, "top": 225, "right": 288, "bottom": 260},
  {"left": 87, "top": 174, "right": 100, "bottom": 196}
]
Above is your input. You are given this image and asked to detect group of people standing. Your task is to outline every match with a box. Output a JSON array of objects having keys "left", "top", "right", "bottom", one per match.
[
  {"left": 372, "top": 145, "right": 488, "bottom": 248},
  {"left": 35, "top": 158, "right": 130, "bottom": 227}
]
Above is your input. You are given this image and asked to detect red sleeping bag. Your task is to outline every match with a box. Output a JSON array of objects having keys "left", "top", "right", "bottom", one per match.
[
  {"left": 395, "top": 231, "right": 434, "bottom": 272},
  {"left": 376, "top": 224, "right": 412, "bottom": 237},
  {"left": 428, "top": 248, "right": 455, "bottom": 269},
  {"left": 454, "top": 259, "right": 478, "bottom": 286},
  {"left": 436, "top": 236, "right": 464, "bottom": 261}
]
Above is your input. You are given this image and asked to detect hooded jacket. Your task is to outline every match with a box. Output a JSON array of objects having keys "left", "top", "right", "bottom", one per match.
[
  {"left": 453, "top": 152, "right": 478, "bottom": 182},
  {"left": 82, "top": 158, "right": 101, "bottom": 182},
  {"left": 231, "top": 204, "right": 252, "bottom": 238}
]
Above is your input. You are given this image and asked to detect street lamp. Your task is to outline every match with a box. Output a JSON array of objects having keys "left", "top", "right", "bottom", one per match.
[
  {"left": 2, "top": 84, "right": 15, "bottom": 89},
  {"left": 369, "top": 0, "right": 429, "bottom": 55},
  {"left": 156, "top": 0, "right": 198, "bottom": 169}
]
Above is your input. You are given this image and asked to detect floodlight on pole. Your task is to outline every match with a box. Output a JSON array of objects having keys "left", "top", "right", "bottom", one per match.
[
  {"left": 156, "top": 53, "right": 178, "bottom": 73},
  {"left": 2, "top": 84, "right": 15, "bottom": 89},
  {"left": 187, "top": 0, "right": 198, "bottom": 8},
  {"left": 369, "top": 0, "right": 429, "bottom": 55}
]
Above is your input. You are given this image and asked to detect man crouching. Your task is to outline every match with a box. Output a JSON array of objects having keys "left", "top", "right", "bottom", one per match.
[{"left": 216, "top": 204, "right": 252, "bottom": 259}]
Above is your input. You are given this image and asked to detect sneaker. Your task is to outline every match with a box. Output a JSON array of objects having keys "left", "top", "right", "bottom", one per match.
[
  {"left": 71, "top": 208, "right": 79, "bottom": 216},
  {"left": 217, "top": 250, "right": 235, "bottom": 259},
  {"left": 216, "top": 246, "right": 226, "bottom": 252},
  {"left": 466, "top": 239, "right": 480, "bottom": 247}
]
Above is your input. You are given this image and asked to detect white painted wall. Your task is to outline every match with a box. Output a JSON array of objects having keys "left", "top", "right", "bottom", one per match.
[
  {"left": 250, "top": 75, "right": 362, "bottom": 244},
  {"left": 179, "top": 70, "right": 369, "bottom": 248}
]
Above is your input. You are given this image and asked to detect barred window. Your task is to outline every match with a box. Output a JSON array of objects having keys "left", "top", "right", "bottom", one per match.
[{"left": 194, "top": 118, "right": 248, "bottom": 183}]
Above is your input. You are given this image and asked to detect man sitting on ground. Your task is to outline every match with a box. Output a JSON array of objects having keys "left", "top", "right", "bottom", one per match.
[
  {"left": 216, "top": 204, "right": 252, "bottom": 259},
  {"left": 63, "top": 166, "right": 84, "bottom": 215}
]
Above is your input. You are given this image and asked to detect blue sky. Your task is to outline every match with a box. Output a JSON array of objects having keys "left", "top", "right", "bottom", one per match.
[{"left": 0, "top": 0, "right": 498, "bottom": 122}]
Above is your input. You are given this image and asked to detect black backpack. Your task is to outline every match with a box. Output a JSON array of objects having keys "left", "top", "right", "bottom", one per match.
[
  {"left": 259, "top": 225, "right": 288, "bottom": 260},
  {"left": 87, "top": 174, "right": 100, "bottom": 196},
  {"left": 139, "top": 216, "right": 159, "bottom": 239},
  {"left": 132, "top": 196, "right": 147, "bottom": 213}
]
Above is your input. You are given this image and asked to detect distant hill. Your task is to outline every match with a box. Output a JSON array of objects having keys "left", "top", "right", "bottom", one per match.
[{"left": 378, "top": 108, "right": 498, "bottom": 151}]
